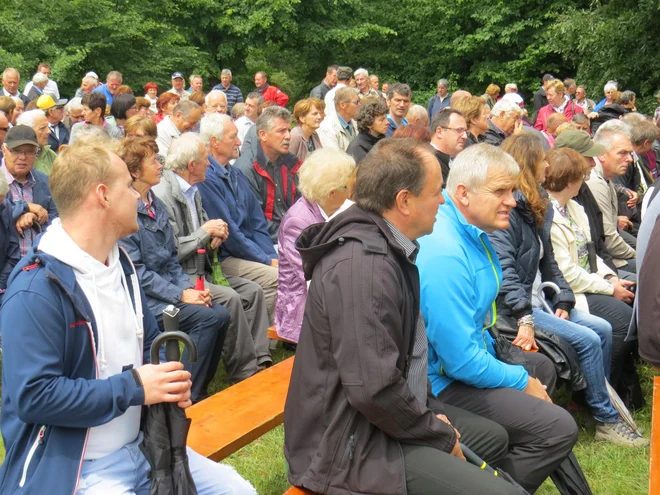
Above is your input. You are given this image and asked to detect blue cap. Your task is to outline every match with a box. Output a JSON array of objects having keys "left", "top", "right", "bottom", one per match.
[{"left": 171, "top": 72, "right": 184, "bottom": 79}]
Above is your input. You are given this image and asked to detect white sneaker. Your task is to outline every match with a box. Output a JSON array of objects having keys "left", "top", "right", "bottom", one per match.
[{"left": 595, "top": 419, "right": 649, "bottom": 448}]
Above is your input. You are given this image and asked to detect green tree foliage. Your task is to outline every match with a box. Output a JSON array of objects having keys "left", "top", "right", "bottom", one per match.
[{"left": 0, "top": 0, "right": 657, "bottom": 111}]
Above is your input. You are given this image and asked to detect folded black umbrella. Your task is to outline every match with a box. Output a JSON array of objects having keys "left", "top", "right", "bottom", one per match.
[
  {"left": 549, "top": 452, "right": 593, "bottom": 495},
  {"left": 461, "top": 444, "right": 529, "bottom": 495},
  {"left": 140, "top": 305, "right": 198, "bottom": 495}
]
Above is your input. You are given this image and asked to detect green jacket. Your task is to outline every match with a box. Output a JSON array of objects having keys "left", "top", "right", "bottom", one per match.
[{"left": 33, "top": 146, "right": 57, "bottom": 176}]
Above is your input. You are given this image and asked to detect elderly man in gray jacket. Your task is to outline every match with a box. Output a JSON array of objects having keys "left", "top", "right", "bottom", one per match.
[{"left": 153, "top": 132, "right": 272, "bottom": 380}]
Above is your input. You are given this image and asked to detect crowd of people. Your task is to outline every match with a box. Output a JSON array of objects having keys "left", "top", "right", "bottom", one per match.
[{"left": 0, "top": 62, "right": 659, "bottom": 494}]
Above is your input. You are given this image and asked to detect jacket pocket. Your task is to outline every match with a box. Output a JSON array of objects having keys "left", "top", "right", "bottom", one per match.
[
  {"left": 340, "top": 414, "right": 360, "bottom": 469},
  {"left": 19, "top": 425, "right": 47, "bottom": 488}
]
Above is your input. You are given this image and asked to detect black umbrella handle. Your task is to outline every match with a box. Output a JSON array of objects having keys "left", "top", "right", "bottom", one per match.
[{"left": 151, "top": 305, "right": 198, "bottom": 364}]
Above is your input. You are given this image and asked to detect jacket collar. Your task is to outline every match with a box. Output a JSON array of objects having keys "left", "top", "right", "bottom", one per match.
[
  {"left": 441, "top": 191, "right": 492, "bottom": 245},
  {"left": 161, "top": 169, "right": 188, "bottom": 205},
  {"left": 208, "top": 153, "right": 230, "bottom": 179}
]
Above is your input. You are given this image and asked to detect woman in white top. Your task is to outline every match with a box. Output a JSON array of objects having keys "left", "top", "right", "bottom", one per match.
[{"left": 545, "top": 147, "right": 636, "bottom": 395}]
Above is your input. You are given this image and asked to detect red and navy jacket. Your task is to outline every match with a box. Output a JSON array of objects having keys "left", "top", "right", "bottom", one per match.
[{"left": 236, "top": 143, "right": 302, "bottom": 243}]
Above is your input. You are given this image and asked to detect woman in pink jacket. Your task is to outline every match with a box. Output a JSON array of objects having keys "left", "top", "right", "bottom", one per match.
[{"left": 275, "top": 148, "right": 355, "bottom": 342}]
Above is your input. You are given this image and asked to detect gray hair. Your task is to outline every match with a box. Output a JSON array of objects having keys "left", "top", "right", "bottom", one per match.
[
  {"left": 621, "top": 113, "right": 646, "bottom": 126},
  {"left": 446, "top": 143, "right": 520, "bottom": 195},
  {"left": 505, "top": 83, "right": 518, "bottom": 92},
  {"left": 437, "top": 78, "right": 449, "bottom": 88},
  {"left": 619, "top": 90, "right": 636, "bottom": 105},
  {"left": 246, "top": 92, "right": 264, "bottom": 105},
  {"left": 603, "top": 82, "right": 618, "bottom": 93},
  {"left": 17, "top": 109, "right": 46, "bottom": 128},
  {"left": 2, "top": 68, "right": 19, "bottom": 79},
  {"left": 298, "top": 148, "right": 356, "bottom": 203},
  {"left": 65, "top": 97, "right": 83, "bottom": 115},
  {"left": 354, "top": 68, "right": 369, "bottom": 78},
  {"left": 593, "top": 120, "right": 632, "bottom": 151},
  {"left": 406, "top": 104, "right": 428, "bottom": 124},
  {"left": 82, "top": 75, "right": 97, "bottom": 86},
  {"left": 335, "top": 87, "right": 359, "bottom": 108},
  {"left": 205, "top": 90, "right": 227, "bottom": 106},
  {"left": 68, "top": 124, "right": 116, "bottom": 148},
  {"left": 387, "top": 83, "right": 412, "bottom": 100},
  {"left": 0, "top": 172, "right": 9, "bottom": 197},
  {"left": 221, "top": 69, "right": 232, "bottom": 77},
  {"left": 256, "top": 106, "right": 292, "bottom": 134},
  {"left": 491, "top": 98, "right": 523, "bottom": 118},
  {"left": 200, "top": 113, "right": 233, "bottom": 146},
  {"left": 172, "top": 100, "right": 200, "bottom": 118},
  {"left": 189, "top": 74, "right": 202, "bottom": 84},
  {"left": 165, "top": 132, "right": 205, "bottom": 171},
  {"left": 32, "top": 72, "right": 48, "bottom": 84}
]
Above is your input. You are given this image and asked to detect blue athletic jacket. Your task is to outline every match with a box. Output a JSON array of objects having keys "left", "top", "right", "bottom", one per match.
[
  {"left": 197, "top": 154, "right": 276, "bottom": 265},
  {"left": 0, "top": 240, "right": 160, "bottom": 495},
  {"left": 417, "top": 192, "right": 529, "bottom": 396}
]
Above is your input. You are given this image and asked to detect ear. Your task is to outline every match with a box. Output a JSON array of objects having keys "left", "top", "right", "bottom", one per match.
[
  {"left": 394, "top": 189, "right": 412, "bottom": 215},
  {"left": 454, "top": 184, "right": 470, "bottom": 206},
  {"left": 96, "top": 183, "right": 110, "bottom": 208}
]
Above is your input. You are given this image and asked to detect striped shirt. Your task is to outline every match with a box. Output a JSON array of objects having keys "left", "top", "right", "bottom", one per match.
[
  {"left": 383, "top": 218, "right": 428, "bottom": 405},
  {"left": 3, "top": 165, "right": 36, "bottom": 256},
  {"left": 212, "top": 83, "right": 244, "bottom": 113}
]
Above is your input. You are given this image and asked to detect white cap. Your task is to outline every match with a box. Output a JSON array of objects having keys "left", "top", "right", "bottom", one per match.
[
  {"left": 85, "top": 71, "right": 99, "bottom": 80},
  {"left": 501, "top": 93, "right": 524, "bottom": 105}
]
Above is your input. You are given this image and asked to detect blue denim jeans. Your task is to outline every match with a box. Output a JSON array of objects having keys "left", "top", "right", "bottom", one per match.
[
  {"left": 77, "top": 433, "right": 256, "bottom": 494},
  {"left": 533, "top": 308, "right": 619, "bottom": 423}
]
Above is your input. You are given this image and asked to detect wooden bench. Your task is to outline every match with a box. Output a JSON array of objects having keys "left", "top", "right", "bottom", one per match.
[
  {"left": 650, "top": 376, "right": 660, "bottom": 495},
  {"left": 268, "top": 325, "right": 296, "bottom": 345},
  {"left": 186, "top": 356, "right": 294, "bottom": 461}
]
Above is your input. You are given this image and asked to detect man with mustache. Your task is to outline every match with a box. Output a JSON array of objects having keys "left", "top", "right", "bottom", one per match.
[
  {"left": 417, "top": 144, "right": 578, "bottom": 494},
  {"left": 236, "top": 106, "right": 301, "bottom": 243}
]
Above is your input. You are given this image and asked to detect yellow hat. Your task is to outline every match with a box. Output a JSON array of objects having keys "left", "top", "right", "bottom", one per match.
[{"left": 36, "top": 94, "right": 68, "bottom": 111}]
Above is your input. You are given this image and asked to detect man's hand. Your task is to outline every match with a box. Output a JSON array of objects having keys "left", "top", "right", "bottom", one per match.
[
  {"left": 513, "top": 325, "right": 537, "bottom": 351},
  {"left": 28, "top": 203, "right": 48, "bottom": 224},
  {"left": 15, "top": 212, "right": 37, "bottom": 236},
  {"left": 270, "top": 258, "right": 279, "bottom": 268},
  {"left": 524, "top": 377, "right": 552, "bottom": 403},
  {"left": 436, "top": 414, "right": 465, "bottom": 461},
  {"left": 612, "top": 280, "right": 634, "bottom": 304},
  {"left": 625, "top": 189, "right": 639, "bottom": 208},
  {"left": 513, "top": 120, "right": 524, "bottom": 135},
  {"left": 210, "top": 237, "right": 223, "bottom": 250},
  {"left": 201, "top": 219, "right": 227, "bottom": 238},
  {"left": 554, "top": 308, "right": 569, "bottom": 320},
  {"left": 181, "top": 288, "right": 212, "bottom": 307},
  {"left": 617, "top": 216, "right": 633, "bottom": 231},
  {"left": 137, "top": 361, "right": 192, "bottom": 407}
]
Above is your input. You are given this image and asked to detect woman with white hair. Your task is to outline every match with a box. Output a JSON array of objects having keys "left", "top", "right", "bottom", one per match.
[
  {"left": 593, "top": 81, "right": 619, "bottom": 113},
  {"left": 275, "top": 148, "right": 355, "bottom": 342}
]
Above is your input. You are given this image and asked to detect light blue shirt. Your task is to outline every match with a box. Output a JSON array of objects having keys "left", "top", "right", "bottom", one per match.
[{"left": 174, "top": 174, "right": 200, "bottom": 231}]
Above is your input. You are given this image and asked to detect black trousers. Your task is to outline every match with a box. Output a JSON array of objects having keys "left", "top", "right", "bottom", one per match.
[
  {"left": 585, "top": 293, "right": 636, "bottom": 394},
  {"left": 403, "top": 404, "right": 516, "bottom": 495},
  {"left": 437, "top": 352, "right": 578, "bottom": 493},
  {"left": 155, "top": 301, "right": 230, "bottom": 403}
]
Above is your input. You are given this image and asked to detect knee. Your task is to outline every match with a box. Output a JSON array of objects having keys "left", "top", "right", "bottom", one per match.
[
  {"left": 551, "top": 406, "right": 579, "bottom": 451},
  {"left": 487, "top": 423, "right": 510, "bottom": 465},
  {"left": 211, "top": 304, "right": 231, "bottom": 329}
]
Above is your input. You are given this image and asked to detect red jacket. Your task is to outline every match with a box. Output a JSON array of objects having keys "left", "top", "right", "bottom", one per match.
[
  {"left": 534, "top": 101, "right": 584, "bottom": 131},
  {"left": 260, "top": 84, "right": 289, "bottom": 107}
]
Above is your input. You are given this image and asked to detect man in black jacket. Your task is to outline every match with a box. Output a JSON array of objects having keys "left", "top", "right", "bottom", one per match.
[
  {"left": 429, "top": 108, "right": 467, "bottom": 185},
  {"left": 284, "top": 138, "right": 520, "bottom": 495}
]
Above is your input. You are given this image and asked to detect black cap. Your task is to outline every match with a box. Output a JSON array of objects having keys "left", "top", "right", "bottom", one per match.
[{"left": 4, "top": 125, "right": 39, "bottom": 150}]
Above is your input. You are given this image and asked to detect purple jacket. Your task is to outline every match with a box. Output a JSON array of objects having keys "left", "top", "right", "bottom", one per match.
[{"left": 275, "top": 196, "right": 325, "bottom": 342}]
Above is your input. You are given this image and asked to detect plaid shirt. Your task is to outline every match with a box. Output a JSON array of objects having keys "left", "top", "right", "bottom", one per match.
[{"left": 3, "top": 164, "right": 36, "bottom": 256}]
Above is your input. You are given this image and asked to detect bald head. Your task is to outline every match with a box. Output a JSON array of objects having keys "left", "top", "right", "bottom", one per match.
[
  {"left": 1, "top": 68, "right": 20, "bottom": 96},
  {"left": 450, "top": 90, "right": 472, "bottom": 107}
]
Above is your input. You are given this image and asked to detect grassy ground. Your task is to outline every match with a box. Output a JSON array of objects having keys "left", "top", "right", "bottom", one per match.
[{"left": 0, "top": 351, "right": 655, "bottom": 495}]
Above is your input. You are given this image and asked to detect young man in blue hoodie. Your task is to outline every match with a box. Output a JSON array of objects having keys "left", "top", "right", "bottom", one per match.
[
  {"left": 417, "top": 144, "right": 578, "bottom": 493},
  {"left": 0, "top": 143, "right": 255, "bottom": 494}
]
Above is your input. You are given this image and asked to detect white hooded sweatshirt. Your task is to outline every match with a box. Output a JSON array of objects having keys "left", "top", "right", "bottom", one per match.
[{"left": 38, "top": 219, "right": 144, "bottom": 460}]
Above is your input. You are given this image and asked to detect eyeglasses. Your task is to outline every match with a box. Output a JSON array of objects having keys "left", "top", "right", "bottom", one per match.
[
  {"left": 8, "top": 148, "right": 39, "bottom": 157},
  {"left": 441, "top": 127, "right": 468, "bottom": 136}
]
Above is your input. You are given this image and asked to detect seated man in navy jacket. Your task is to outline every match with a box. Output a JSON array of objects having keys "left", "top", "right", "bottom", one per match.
[
  {"left": 0, "top": 125, "right": 58, "bottom": 256},
  {"left": 198, "top": 113, "right": 278, "bottom": 320}
]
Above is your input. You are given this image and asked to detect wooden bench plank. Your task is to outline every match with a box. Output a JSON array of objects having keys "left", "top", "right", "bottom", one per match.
[
  {"left": 267, "top": 325, "right": 296, "bottom": 344},
  {"left": 186, "top": 356, "right": 294, "bottom": 462},
  {"left": 650, "top": 376, "right": 660, "bottom": 495}
]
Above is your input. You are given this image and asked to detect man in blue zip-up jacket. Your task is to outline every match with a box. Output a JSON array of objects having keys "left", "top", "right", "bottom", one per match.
[
  {"left": 0, "top": 144, "right": 255, "bottom": 494},
  {"left": 417, "top": 144, "right": 578, "bottom": 494},
  {"left": 198, "top": 114, "right": 279, "bottom": 320}
]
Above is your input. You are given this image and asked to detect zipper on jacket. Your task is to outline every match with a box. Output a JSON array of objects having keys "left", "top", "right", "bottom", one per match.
[
  {"left": 341, "top": 434, "right": 357, "bottom": 465},
  {"left": 19, "top": 425, "right": 46, "bottom": 488}
]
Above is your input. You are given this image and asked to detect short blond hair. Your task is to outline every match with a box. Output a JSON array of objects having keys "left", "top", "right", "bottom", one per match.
[
  {"left": 546, "top": 79, "right": 566, "bottom": 95},
  {"left": 50, "top": 144, "right": 116, "bottom": 217},
  {"left": 298, "top": 148, "right": 355, "bottom": 203}
]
